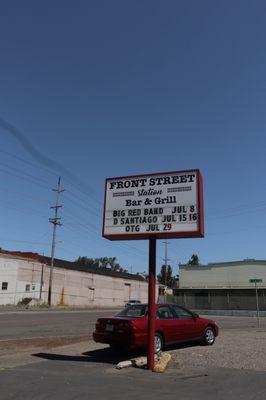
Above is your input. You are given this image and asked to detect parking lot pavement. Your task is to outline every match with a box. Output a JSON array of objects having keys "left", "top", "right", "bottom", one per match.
[
  {"left": 1, "top": 329, "right": 266, "bottom": 400},
  {"left": 0, "top": 348, "right": 266, "bottom": 400}
]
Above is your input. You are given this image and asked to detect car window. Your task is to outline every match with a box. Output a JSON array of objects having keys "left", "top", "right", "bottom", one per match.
[
  {"left": 172, "top": 306, "right": 193, "bottom": 319},
  {"left": 157, "top": 306, "right": 174, "bottom": 319},
  {"left": 116, "top": 305, "right": 147, "bottom": 317}
]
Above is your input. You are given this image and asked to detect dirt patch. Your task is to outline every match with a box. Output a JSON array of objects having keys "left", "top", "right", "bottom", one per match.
[
  {"left": 0, "top": 334, "right": 91, "bottom": 352},
  {"left": 0, "top": 336, "right": 95, "bottom": 370}
]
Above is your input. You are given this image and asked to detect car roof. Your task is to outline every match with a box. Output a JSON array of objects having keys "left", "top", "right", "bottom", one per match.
[{"left": 128, "top": 303, "right": 185, "bottom": 307}]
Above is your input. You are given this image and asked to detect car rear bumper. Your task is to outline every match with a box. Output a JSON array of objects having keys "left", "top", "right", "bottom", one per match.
[
  {"left": 93, "top": 331, "right": 146, "bottom": 349},
  {"left": 93, "top": 331, "right": 134, "bottom": 347}
]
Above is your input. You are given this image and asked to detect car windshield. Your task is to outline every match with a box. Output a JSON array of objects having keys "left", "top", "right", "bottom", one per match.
[{"left": 116, "top": 304, "right": 147, "bottom": 318}]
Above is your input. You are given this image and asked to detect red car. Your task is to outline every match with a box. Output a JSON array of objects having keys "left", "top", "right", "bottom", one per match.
[{"left": 93, "top": 303, "right": 219, "bottom": 353}]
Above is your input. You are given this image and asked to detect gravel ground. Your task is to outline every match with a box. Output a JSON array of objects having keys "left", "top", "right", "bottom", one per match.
[
  {"left": 169, "top": 329, "right": 266, "bottom": 372},
  {"left": 1, "top": 328, "right": 266, "bottom": 372}
]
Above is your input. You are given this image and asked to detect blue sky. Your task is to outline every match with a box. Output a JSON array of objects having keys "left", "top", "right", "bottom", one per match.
[{"left": 1, "top": 0, "right": 266, "bottom": 275}]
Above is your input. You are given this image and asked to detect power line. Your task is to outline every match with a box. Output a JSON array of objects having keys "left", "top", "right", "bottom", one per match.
[
  {"left": 207, "top": 204, "right": 266, "bottom": 221},
  {"left": 0, "top": 149, "right": 57, "bottom": 177},
  {"left": 0, "top": 116, "right": 104, "bottom": 205},
  {"left": 0, "top": 186, "right": 48, "bottom": 204},
  {"left": 0, "top": 198, "right": 48, "bottom": 219},
  {"left": 0, "top": 160, "right": 52, "bottom": 186},
  {"left": 64, "top": 191, "right": 101, "bottom": 215},
  {"left": 208, "top": 224, "right": 266, "bottom": 236},
  {"left": 0, "top": 238, "right": 50, "bottom": 245},
  {"left": 0, "top": 155, "right": 102, "bottom": 216},
  {"left": 63, "top": 222, "right": 147, "bottom": 260},
  {"left": 63, "top": 206, "right": 100, "bottom": 231},
  {"left": 0, "top": 167, "right": 49, "bottom": 191}
]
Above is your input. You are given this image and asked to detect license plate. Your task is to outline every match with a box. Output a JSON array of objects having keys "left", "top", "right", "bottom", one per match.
[{"left": 105, "top": 324, "right": 114, "bottom": 332}]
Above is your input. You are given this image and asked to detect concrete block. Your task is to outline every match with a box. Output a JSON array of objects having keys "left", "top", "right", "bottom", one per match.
[
  {"left": 153, "top": 353, "right": 172, "bottom": 373},
  {"left": 131, "top": 356, "right": 147, "bottom": 368},
  {"left": 116, "top": 360, "right": 133, "bottom": 369}
]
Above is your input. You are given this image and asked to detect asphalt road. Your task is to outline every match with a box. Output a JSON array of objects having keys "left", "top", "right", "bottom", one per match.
[
  {"left": 0, "top": 354, "right": 265, "bottom": 400},
  {"left": 0, "top": 309, "right": 265, "bottom": 341},
  {"left": 0, "top": 309, "right": 117, "bottom": 340}
]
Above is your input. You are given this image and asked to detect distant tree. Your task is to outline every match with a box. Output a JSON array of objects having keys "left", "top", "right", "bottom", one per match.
[
  {"left": 76, "top": 256, "right": 99, "bottom": 268},
  {"left": 137, "top": 271, "right": 149, "bottom": 281},
  {"left": 75, "top": 256, "right": 126, "bottom": 273},
  {"left": 188, "top": 254, "right": 200, "bottom": 265},
  {"left": 157, "top": 264, "right": 177, "bottom": 288}
]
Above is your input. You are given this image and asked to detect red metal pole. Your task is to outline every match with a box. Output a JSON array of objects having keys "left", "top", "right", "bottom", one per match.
[{"left": 147, "top": 236, "right": 156, "bottom": 370}]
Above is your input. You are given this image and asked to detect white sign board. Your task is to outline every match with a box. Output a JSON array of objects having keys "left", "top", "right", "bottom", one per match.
[{"left": 103, "top": 169, "right": 204, "bottom": 240}]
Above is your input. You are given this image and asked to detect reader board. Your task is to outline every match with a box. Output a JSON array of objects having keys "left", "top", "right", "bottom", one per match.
[{"left": 103, "top": 169, "right": 204, "bottom": 240}]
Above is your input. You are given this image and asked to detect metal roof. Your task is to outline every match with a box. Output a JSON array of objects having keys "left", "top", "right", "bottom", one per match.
[
  {"left": 0, "top": 249, "right": 146, "bottom": 282},
  {"left": 179, "top": 259, "right": 266, "bottom": 269}
]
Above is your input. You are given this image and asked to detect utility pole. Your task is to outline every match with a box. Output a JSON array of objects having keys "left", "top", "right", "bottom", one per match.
[
  {"left": 48, "top": 176, "right": 64, "bottom": 306},
  {"left": 163, "top": 240, "right": 170, "bottom": 303},
  {"left": 39, "top": 261, "right": 44, "bottom": 301}
]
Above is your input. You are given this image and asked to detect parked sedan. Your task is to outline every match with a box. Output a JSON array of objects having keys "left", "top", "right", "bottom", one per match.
[
  {"left": 125, "top": 299, "right": 142, "bottom": 307},
  {"left": 93, "top": 304, "right": 219, "bottom": 353}
]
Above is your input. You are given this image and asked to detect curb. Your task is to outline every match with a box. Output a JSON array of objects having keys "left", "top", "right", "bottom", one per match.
[{"left": 116, "top": 353, "right": 172, "bottom": 373}]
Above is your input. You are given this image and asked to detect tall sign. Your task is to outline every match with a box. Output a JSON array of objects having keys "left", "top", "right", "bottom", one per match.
[
  {"left": 102, "top": 169, "right": 204, "bottom": 370},
  {"left": 103, "top": 169, "right": 204, "bottom": 240}
]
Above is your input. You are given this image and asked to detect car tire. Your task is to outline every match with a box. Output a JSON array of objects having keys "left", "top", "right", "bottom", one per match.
[
  {"left": 202, "top": 326, "right": 216, "bottom": 346},
  {"left": 155, "top": 333, "right": 164, "bottom": 353}
]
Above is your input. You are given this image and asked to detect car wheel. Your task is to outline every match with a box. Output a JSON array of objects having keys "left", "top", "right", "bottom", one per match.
[
  {"left": 154, "top": 333, "right": 164, "bottom": 353},
  {"left": 202, "top": 326, "right": 215, "bottom": 345}
]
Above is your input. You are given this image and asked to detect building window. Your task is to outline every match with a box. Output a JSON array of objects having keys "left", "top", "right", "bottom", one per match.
[
  {"left": 25, "top": 284, "right": 30, "bottom": 292},
  {"left": 32, "top": 284, "right": 36, "bottom": 290},
  {"left": 89, "top": 287, "right": 95, "bottom": 301},
  {"left": 124, "top": 283, "right": 131, "bottom": 302},
  {"left": 1, "top": 282, "right": 8, "bottom": 290}
]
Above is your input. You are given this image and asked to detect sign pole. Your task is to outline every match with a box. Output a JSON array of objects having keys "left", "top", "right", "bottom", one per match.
[
  {"left": 255, "top": 281, "right": 260, "bottom": 328},
  {"left": 249, "top": 278, "right": 262, "bottom": 328},
  {"left": 147, "top": 236, "right": 156, "bottom": 371}
]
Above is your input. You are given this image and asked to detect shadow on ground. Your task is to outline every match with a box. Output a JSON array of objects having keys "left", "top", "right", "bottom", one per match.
[
  {"left": 33, "top": 347, "right": 143, "bottom": 365},
  {"left": 33, "top": 341, "right": 201, "bottom": 366}
]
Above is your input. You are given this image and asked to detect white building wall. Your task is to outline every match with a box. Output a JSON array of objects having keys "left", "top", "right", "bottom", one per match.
[
  {"left": 49, "top": 267, "right": 149, "bottom": 307},
  {"left": 0, "top": 254, "right": 150, "bottom": 306},
  {"left": 16, "top": 258, "right": 45, "bottom": 303},
  {"left": 0, "top": 257, "right": 18, "bottom": 305},
  {"left": 180, "top": 261, "right": 266, "bottom": 289}
]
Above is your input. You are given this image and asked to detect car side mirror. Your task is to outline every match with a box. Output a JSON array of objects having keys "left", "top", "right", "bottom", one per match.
[{"left": 193, "top": 312, "right": 199, "bottom": 320}]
